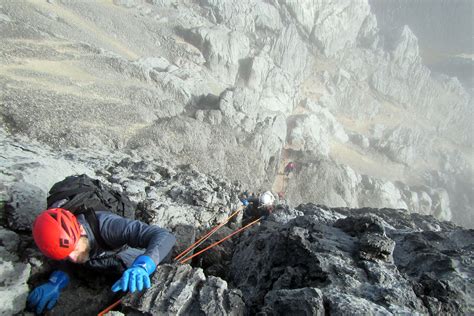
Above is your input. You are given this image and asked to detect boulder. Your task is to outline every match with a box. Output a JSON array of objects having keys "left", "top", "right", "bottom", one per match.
[
  {"left": 307, "top": 0, "right": 370, "bottom": 56},
  {"left": 261, "top": 288, "right": 324, "bottom": 315},
  {"left": 122, "top": 264, "right": 245, "bottom": 315},
  {"left": 349, "top": 132, "right": 370, "bottom": 148},
  {"left": 287, "top": 105, "right": 348, "bottom": 155},
  {"left": 375, "top": 125, "right": 431, "bottom": 165},
  {"left": 270, "top": 24, "right": 311, "bottom": 82},
  {"left": 182, "top": 25, "right": 250, "bottom": 85},
  {"left": 360, "top": 176, "right": 408, "bottom": 210},
  {"left": 0, "top": 228, "right": 31, "bottom": 315},
  {"left": 231, "top": 205, "right": 472, "bottom": 314},
  {"left": 5, "top": 182, "right": 45, "bottom": 231}
]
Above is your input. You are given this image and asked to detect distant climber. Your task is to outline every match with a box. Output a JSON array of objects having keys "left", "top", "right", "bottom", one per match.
[
  {"left": 27, "top": 206, "right": 175, "bottom": 314},
  {"left": 277, "top": 191, "right": 286, "bottom": 204},
  {"left": 240, "top": 191, "right": 276, "bottom": 226},
  {"left": 284, "top": 162, "right": 296, "bottom": 177}
]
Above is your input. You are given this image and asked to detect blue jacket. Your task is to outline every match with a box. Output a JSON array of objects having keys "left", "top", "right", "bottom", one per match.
[{"left": 77, "top": 212, "right": 176, "bottom": 271}]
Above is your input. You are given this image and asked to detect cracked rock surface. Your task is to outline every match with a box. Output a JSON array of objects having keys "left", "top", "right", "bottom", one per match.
[
  {"left": 231, "top": 205, "right": 473, "bottom": 315},
  {"left": 0, "top": 0, "right": 472, "bottom": 314}
]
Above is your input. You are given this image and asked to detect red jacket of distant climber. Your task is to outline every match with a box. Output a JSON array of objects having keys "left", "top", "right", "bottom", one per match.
[{"left": 284, "top": 162, "right": 296, "bottom": 175}]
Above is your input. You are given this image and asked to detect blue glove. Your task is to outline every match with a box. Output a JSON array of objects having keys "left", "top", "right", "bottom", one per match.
[
  {"left": 240, "top": 199, "right": 249, "bottom": 206},
  {"left": 27, "top": 270, "right": 69, "bottom": 315},
  {"left": 112, "top": 255, "right": 156, "bottom": 293}
]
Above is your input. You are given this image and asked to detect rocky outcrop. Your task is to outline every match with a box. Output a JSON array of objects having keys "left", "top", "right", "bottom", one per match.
[
  {"left": 122, "top": 264, "right": 245, "bottom": 315},
  {"left": 1, "top": 130, "right": 246, "bottom": 315},
  {"left": 359, "top": 176, "right": 408, "bottom": 210},
  {"left": 369, "top": 0, "right": 472, "bottom": 55},
  {"left": 288, "top": 100, "right": 348, "bottom": 155},
  {"left": 180, "top": 25, "right": 250, "bottom": 85},
  {"left": 374, "top": 125, "right": 432, "bottom": 165},
  {"left": 1, "top": 0, "right": 471, "bottom": 228},
  {"left": 1, "top": 126, "right": 472, "bottom": 314},
  {"left": 0, "top": 1, "right": 473, "bottom": 313},
  {"left": 369, "top": 26, "right": 471, "bottom": 146},
  {"left": 427, "top": 152, "right": 474, "bottom": 228},
  {"left": 0, "top": 228, "right": 31, "bottom": 315},
  {"left": 231, "top": 204, "right": 474, "bottom": 314},
  {"left": 280, "top": 0, "right": 371, "bottom": 56}
]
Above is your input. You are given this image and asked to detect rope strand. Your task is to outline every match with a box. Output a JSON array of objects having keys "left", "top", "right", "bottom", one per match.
[
  {"left": 174, "top": 207, "right": 242, "bottom": 260},
  {"left": 179, "top": 217, "right": 261, "bottom": 264}
]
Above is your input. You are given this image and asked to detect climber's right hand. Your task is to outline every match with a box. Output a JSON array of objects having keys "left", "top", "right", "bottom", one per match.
[
  {"left": 27, "top": 270, "right": 69, "bottom": 314},
  {"left": 112, "top": 255, "right": 156, "bottom": 293}
]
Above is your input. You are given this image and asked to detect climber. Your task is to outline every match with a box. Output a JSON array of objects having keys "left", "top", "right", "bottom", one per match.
[
  {"left": 277, "top": 191, "right": 286, "bottom": 204},
  {"left": 284, "top": 161, "right": 296, "bottom": 177},
  {"left": 241, "top": 191, "right": 275, "bottom": 226},
  {"left": 27, "top": 207, "right": 176, "bottom": 315}
]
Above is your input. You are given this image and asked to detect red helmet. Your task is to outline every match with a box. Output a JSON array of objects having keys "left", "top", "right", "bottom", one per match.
[{"left": 32, "top": 208, "right": 81, "bottom": 260}]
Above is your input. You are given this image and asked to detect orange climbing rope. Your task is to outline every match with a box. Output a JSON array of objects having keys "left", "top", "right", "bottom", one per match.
[
  {"left": 97, "top": 207, "right": 258, "bottom": 316},
  {"left": 98, "top": 298, "right": 122, "bottom": 316},
  {"left": 178, "top": 217, "right": 261, "bottom": 264},
  {"left": 174, "top": 208, "right": 242, "bottom": 261}
]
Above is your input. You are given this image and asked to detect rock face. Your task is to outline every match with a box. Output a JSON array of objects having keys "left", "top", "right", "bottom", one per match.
[
  {"left": 122, "top": 264, "right": 245, "bottom": 315},
  {"left": 0, "top": 0, "right": 472, "bottom": 229},
  {"left": 231, "top": 204, "right": 474, "bottom": 314},
  {"left": 0, "top": 228, "right": 31, "bottom": 315},
  {"left": 181, "top": 25, "right": 250, "bottom": 85},
  {"left": 0, "top": 0, "right": 473, "bottom": 314},
  {"left": 1, "top": 128, "right": 472, "bottom": 314},
  {"left": 284, "top": 157, "right": 454, "bottom": 222},
  {"left": 1, "top": 128, "right": 244, "bottom": 258},
  {"left": 261, "top": 287, "right": 324, "bottom": 315},
  {"left": 279, "top": 0, "right": 371, "bottom": 56},
  {"left": 375, "top": 125, "right": 431, "bottom": 165},
  {"left": 0, "top": 130, "right": 247, "bottom": 315},
  {"left": 287, "top": 102, "right": 348, "bottom": 155}
]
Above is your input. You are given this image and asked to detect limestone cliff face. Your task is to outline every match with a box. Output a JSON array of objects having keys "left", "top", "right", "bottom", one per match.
[
  {"left": 1, "top": 0, "right": 472, "bottom": 227},
  {"left": 0, "top": 1, "right": 472, "bottom": 313},
  {"left": 1, "top": 0, "right": 471, "bottom": 229}
]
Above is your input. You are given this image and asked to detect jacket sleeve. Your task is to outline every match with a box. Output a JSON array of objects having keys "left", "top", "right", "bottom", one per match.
[{"left": 98, "top": 213, "right": 176, "bottom": 265}]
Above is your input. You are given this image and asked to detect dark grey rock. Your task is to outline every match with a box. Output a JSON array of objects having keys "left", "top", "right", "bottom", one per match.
[
  {"left": 5, "top": 181, "right": 46, "bottom": 231},
  {"left": 231, "top": 205, "right": 473, "bottom": 314},
  {"left": 0, "top": 0, "right": 472, "bottom": 314},
  {"left": 359, "top": 233, "right": 395, "bottom": 262},
  {"left": 198, "top": 276, "right": 245, "bottom": 316},
  {"left": 0, "top": 228, "right": 31, "bottom": 315},
  {"left": 261, "top": 287, "right": 324, "bottom": 316},
  {"left": 334, "top": 214, "right": 386, "bottom": 236},
  {"left": 391, "top": 229, "right": 474, "bottom": 314},
  {"left": 349, "top": 132, "right": 370, "bottom": 148},
  {"left": 122, "top": 264, "right": 245, "bottom": 315},
  {"left": 325, "top": 292, "right": 391, "bottom": 315}
]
